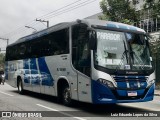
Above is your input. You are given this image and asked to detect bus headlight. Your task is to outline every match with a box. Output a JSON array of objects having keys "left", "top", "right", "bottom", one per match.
[
  {"left": 97, "top": 78, "right": 115, "bottom": 89},
  {"left": 147, "top": 79, "right": 155, "bottom": 88}
]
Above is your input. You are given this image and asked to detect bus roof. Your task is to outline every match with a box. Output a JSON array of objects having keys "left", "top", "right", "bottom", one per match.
[
  {"left": 8, "top": 19, "right": 145, "bottom": 47},
  {"left": 84, "top": 19, "right": 145, "bottom": 33}
]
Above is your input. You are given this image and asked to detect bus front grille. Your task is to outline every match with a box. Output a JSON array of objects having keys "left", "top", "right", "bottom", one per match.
[{"left": 113, "top": 76, "right": 148, "bottom": 90}]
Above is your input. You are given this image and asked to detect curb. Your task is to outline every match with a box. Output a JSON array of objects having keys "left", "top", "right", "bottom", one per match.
[{"left": 154, "top": 94, "right": 160, "bottom": 96}]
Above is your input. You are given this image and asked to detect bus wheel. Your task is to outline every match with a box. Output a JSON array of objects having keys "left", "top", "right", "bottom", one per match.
[
  {"left": 18, "top": 79, "right": 24, "bottom": 94},
  {"left": 62, "top": 86, "right": 72, "bottom": 106}
]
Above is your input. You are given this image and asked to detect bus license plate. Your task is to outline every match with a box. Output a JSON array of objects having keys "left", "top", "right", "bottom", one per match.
[{"left": 127, "top": 91, "right": 137, "bottom": 96}]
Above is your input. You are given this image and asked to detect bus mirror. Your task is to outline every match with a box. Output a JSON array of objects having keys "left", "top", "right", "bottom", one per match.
[{"left": 89, "top": 31, "right": 97, "bottom": 50}]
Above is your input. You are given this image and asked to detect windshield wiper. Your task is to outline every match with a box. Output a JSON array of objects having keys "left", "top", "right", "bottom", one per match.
[
  {"left": 115, "top": 39, "right": 129, "bottom": 74},
  {"left": 131, "top": 51, "right": 146, "bottom": 70},
  {"left": 115, "top": 49, "right": 129, "bottom": 74}
]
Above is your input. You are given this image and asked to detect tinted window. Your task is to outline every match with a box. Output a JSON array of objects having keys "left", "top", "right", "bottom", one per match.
[
  {"left": 72, "top": 24, "right": 91, "bottom": 76},
  {"left": 29, "top": 28, "right": 69, "bottom": 58},
  {"left": 5, "top": 28, "right": 69, "bottom": 61}
]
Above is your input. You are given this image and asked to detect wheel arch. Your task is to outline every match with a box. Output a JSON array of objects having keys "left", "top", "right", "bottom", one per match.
[{"left": 57, "top": 77, "right": 70, "bottom": 98}]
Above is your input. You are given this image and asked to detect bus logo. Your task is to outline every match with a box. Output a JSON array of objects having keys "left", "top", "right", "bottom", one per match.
[{"left": 2, "top": 112, "right": 11, "bottom": 117}]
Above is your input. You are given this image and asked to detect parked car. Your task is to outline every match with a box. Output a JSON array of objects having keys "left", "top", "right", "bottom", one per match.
[{"left": 0, "top": 70, "right": 5, "bottom": 85}]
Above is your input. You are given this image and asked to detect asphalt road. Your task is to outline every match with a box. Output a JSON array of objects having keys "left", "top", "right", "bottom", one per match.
[{"left": 0, "top": 83, "right": 160, "bottom": 120}]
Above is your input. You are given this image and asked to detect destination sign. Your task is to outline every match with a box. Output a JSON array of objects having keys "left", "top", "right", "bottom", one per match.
[{"left": 97, "top": 32, "right": 121, "bottom": 41}]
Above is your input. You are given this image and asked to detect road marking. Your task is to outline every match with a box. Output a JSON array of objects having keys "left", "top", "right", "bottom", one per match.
[
  {"left": 36, "top": 104, "right": 59, "bottom": 111},
  {"left": 121, "top": 103, "right": 160, "bottom": 111},
  {"left": 0, "top": 91, "right": 14, "bottom": 97},
  {"left": 36, "top": 104, "right": 86, "bottom": 120}
]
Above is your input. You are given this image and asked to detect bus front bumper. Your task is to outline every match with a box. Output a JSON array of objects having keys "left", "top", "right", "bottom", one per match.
[{"left": 91, "top": 80, "right": 155, "bottom": 104}]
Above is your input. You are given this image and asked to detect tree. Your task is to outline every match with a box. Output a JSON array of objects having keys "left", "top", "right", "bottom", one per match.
[
  {"left": 99, "top": 0, "right": 140, "bottom": 24},
  {"left": 149, "top": 35, "right": 160, "bottom": 83},
  {"left": 0, "top": 53, "right": 5, "bottom": 70},
  {"left": 143, "top": 0, "right": 160, "bottom": 18}
]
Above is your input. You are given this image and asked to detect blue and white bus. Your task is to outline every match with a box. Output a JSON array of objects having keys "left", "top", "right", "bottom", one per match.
[{"left": 5, "top": 19, "right": 155, "bottom": 105}]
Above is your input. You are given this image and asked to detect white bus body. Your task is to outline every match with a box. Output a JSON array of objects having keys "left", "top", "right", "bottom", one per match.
[{"left": 5, "top": 19, "right": 155, "bottom": 105}]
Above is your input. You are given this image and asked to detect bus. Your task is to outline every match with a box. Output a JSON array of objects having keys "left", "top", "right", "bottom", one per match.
[{"left": 5, "top": 19, "right": 155, "bottom": 105}]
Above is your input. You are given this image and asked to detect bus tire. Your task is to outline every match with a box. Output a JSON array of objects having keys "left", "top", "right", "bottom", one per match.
[
  {"left": 17, "top": 78, "right": 25, "bottom": 94},
  {"left": 62, "top": 86, "right": 72, "bottom": 106}
]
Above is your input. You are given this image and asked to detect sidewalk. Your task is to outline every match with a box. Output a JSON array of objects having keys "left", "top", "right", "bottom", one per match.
[
  {"left": 155, "top": 84, "right": 160, "bottom": 96},
  {"left": 155, "top": 90, "right": 160, "bottom": 96},
  {"left": 155, "top": 84, "right": 160, "bottom": 90}
]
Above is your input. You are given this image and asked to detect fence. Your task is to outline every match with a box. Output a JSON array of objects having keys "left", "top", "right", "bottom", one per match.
[
  {"left": 135, "top": 18, "right": 160, "bottom": 84},
  {"left": 134, "top": 18, "right": 160, "bottom": 33}
]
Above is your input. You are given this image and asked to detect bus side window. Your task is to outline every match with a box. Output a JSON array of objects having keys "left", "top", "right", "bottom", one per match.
[
  {"left": 48, "top": 28, "right": 69, "bottom": 55},
  {"left": 72, "top": 24, "right": 90, "bottom": 77},
  {"left": 19, "top": 44, "right": 26, "bottom": 59}
]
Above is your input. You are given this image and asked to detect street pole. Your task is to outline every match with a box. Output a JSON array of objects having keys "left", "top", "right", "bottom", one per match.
[
  {"left": 25, "top": 26, "right": 37, "bottom": 32},
  {"left": 7, "top": 39, "right": 9, "bottom": 46},
  {"left": 36, "top": 19, "right": 49, "bottom": 28},
  {"left": 0, "top": 37, "right": 9, "bottom": 46}
]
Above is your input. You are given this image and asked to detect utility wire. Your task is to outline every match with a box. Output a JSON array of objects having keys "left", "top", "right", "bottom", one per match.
[
  {"left": 48, "top": 0, "right": 97, "bottom": 19},
  {"left": 36, "top": 0, "right": 83, "bottom": 19},
  {"left": 38, "top": 0, "right": 97, "bottom": 20},
  {"left": 2, "top": 20, "right": 36, "bottom": 37},
  {"left": 2, "top": 0, "right": 85, "bottom": 37},
  {"left": 2, "top": 0, "right": 98, "bottom": 39}
]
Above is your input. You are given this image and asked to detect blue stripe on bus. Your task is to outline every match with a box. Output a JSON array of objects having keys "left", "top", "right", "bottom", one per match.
[
  {"left": 38, "top": 57, "right": 54, "bottom": 86},
  {"left": 23, "top": 59, "right": 29, "bottom": 69},
  {"left": 30, "top": 58, "right": 37, "bottom": 70},
  {"left": 23, "top": 58, "right": 54, "bottom": 86},
  {"left": 23, "top": 58, "right": 40, "bottom": 85},
  {"left": 129, "top": 26, "right": 137, "bottom": 31},
  {"left": 106, "top": 23, "right": 139, "bottom": 31},
  {"left": 23, "top": 59, "right": 30, "bottom": 83},
  {"left": 106, "top": 23, "right": 117, "bottom": 28},
  {"left": 30, "top": 58, "right": 40, "bottom": 85},
  {"left": 118, "top": 24, "right": 128, "bottom": 30}
]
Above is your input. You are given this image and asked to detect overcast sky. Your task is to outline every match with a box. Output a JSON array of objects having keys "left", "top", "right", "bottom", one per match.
[{"left": 0, "top": 0, "right": 101, "bottom": 50}]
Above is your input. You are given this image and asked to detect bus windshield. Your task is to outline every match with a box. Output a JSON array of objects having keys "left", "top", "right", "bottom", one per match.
[
  {"left": 94, "top": 29, "right": 153, "bottom": 71},
  {"left": 127, "top": 33, "right": 152, "bottom": 70}
]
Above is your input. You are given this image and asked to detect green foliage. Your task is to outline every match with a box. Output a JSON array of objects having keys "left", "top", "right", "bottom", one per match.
[
  {"left": 99, "top": 0, "right": 140, "bottom": 24},
  {"left": 149, "top": 36, "right": 160, "bottom": 60},
  {"left": 0, "top": 53, "right": 5, "bottom": 69},
  {"left": 149, "top": 36, "right": 160, "bottom": 83},
  {"left": 143, "top": 0, "right": 160, "bottom": 18}
]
